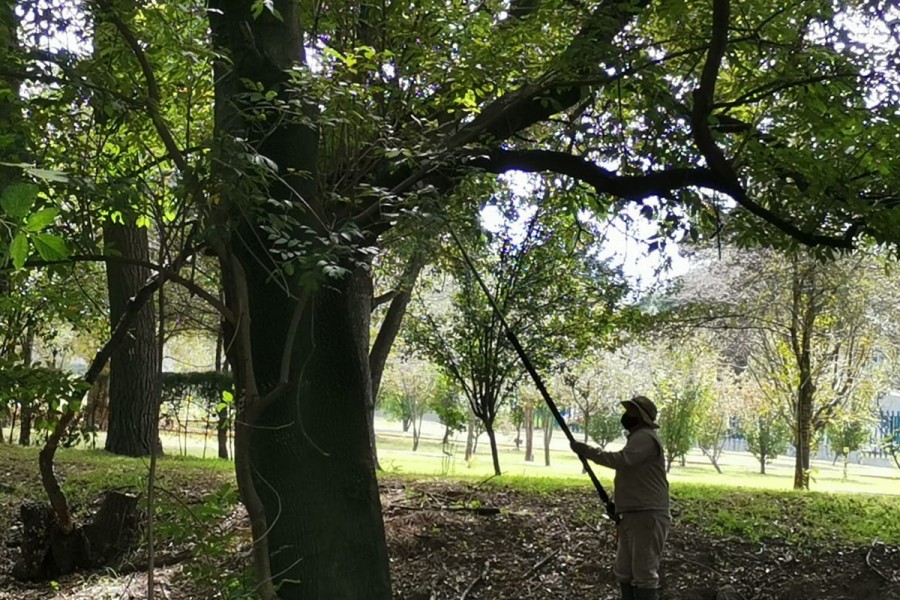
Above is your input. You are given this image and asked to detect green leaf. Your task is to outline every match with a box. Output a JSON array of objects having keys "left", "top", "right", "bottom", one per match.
[
  {"left": 31, "top": 233, "right": 69, "bottom": 261},
  {"left": 25, "top": 208, "right": 59, "bottom": 232},
  {"left": 1, "top": 183, "right": 39, "bottom": 218},
  {"left": 9, "top": 232, "right": 28, "bottom": 269},
  {"left": 23, "top": 167, "right": 69, "bottom": 183}
]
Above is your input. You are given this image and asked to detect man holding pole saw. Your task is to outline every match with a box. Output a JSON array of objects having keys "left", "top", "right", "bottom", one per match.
[
  {"left": 447, "top": 227, "right": 669, "bottom": 599},
  {"left": 571, "top": 395, "right": 670, "bottom": 600}
]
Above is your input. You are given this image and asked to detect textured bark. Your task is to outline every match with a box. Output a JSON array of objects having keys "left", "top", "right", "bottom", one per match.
[
  {"left": 103, "top": 223, "right": 161, "bottom": 457},
  {"left": 216, "top": 406, "right": 229, "bottom": 460},
  {"left": 13, "top": 491, "right": 139, "bottom": 581},
  {"left": 247, "top": 270, "right": 391, "bottom": 599},
  {"left": 790, "top": 263, "right": 817, "bottom": 490},
  {"left": 209, "top": 0, "right": 391, "bottom": 595}
]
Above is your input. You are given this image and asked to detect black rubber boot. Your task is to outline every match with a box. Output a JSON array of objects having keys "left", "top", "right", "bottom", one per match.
[
  {"left": 620, "top": 582, "right": 636, "bottom": 600},
  {"left": 633, "top": 587, "right": 660, "bottom": 600}
]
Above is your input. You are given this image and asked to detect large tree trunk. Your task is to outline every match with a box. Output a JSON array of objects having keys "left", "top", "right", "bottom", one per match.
[
  {"left": 209, "top": 1, "right": 392, "bottom": 596},
  {"left": 103, "top": 223, "right": 161, "bottom": 457},
  {"left": 244, "top": 269, "right": 391, "bottom": 599}
]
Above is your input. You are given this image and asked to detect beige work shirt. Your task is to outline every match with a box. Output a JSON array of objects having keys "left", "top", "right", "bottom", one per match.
[{"left": 589, "top": 426, "right": 669, "bottom": 514}]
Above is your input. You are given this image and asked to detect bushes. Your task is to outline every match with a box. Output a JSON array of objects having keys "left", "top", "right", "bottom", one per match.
[{"left": 160, "top": 371, "right": 234, "bottom": 459}]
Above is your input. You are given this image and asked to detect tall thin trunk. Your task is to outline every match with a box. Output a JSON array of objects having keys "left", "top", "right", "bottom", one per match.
[
  {"left": 542, "top": 416, "right": 553, "bottom": 467},
  {"left": 465, "top": 411, "right": 475, "bottom": 461},
  {"left": 486, "top": 421, "right": 501, "bottom": 476},
  {"left": 791, "top": 266, "right": 816, "bottom": 491},
  {"left": 215, "top": 312, "right": 229, "bottom": 460},
  {"left": 18, "top": 327, "right": 34, "bottom": 446},
  {"left": 524, "top": 404, "right": 534, "bottom": 462},
  {"left": 369, "top": 251, "right": 426, "bottom": 469},
  {"left": 104, "top": 223, "right": 161, "bottom": 457}
]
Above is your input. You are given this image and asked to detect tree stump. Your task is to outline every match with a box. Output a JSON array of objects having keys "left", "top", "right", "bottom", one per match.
[
  {"left": 81, "top": 490, "right": 140, "bottom": 566},
  {"left": 12, "top": 491, "right": 140, "bottom": 581},
  {"left": 12, "top": 501, "right": 55, "bottom": 580}
]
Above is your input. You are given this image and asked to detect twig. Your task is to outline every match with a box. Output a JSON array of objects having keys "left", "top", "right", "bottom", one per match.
[
  {"left": 392, "top": 503, "right": 500, "bottom": 516},
  {"left": 460, "top": 560, "right": 490, "bottom": 600},
  {"left": 866, "top": 538, "right": 892, "bottom": 583},
  {"left": 523, "top": 548, "right": 561, "bottom": 579}
]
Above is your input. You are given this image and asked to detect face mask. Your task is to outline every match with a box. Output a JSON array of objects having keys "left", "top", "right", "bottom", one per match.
[{"left": 621, "top": 414, "right": 641, "bottom": 430}]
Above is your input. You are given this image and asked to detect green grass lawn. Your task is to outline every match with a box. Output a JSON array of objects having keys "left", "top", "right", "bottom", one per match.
[
  {"left": 5, "top": 418, "right": 900, "bottom": 497},
  {"left": 374, "top": 427, "right": 900, "bottom": 497},
  {"left": 3, "top": 421, "right": 900, "bottom": 550}
]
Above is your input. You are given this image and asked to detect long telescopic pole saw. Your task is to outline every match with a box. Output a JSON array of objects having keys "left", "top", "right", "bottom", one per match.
[{"left": 447, "top": 227, "right": 619, "bottom": 523}]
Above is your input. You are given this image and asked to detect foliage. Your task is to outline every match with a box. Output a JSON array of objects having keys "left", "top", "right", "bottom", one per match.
[
  {"left": 653, "top": 337, "right": 718, "bottom": 471},
  {"left": 671, "top": 247, "right": 900, "bottom": 487},
  {"left": 8, "top": 0, "right": 900, "bottom": 593},
  {"left": 407, "top": 194, "right": 630, "bottom": 474},
  {"left": 0, "top": 361, "right": 91, "bottom": 443},
  {"left": 160, "top": 371, "right": 234, "bottom": 415},
  {"left": 586, "top": 406, "right": 624, "bottom": 450},
  {"left": 739, "top": 410, "right": 793, "bottom": 475},
  {"left": 429, "top": 372, "right": 467, "bottom": 439},
  {"left": 826, "top": 410, "right": 874, "bottom": 479},
  {"left": 154, "top": 482, "right": 254, "bottom": 598},
  {"left": 379, "top": 356, "right": 435, "bottom": 448}
]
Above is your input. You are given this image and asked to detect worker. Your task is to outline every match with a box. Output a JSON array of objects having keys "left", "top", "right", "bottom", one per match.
[{"left": 571, "top": 395, "right": 670, "bottom": 600}]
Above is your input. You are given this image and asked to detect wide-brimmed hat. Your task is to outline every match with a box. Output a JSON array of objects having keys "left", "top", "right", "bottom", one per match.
[{"left": 621, "top": 395, "right": 659, "bottom": 429}]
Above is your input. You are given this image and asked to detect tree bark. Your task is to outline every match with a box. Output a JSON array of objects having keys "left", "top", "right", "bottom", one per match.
[
  {"left": 542, "top": 415, "right": 553, "bottom": 467},
  {"left": 369, "top": 250, "right": 427, "bottom": 469},
  {"left": 524, "top": 404, "right": 534, "bottom": 462},
  {"left": 209, "top": 2, "right": 391, "bottom": 595},
  {"left": 103, "top": 222, "right": 161, "bottom": 457},
  {"left": 790, "top": 263, "right": 816, "bottom": 490},
  {"left": 486, "top": 421, "right": 501, "bottom": 476},
  {"left": 18, "top": 328, "right": 34, "bottom": 446},
  {"left": 242, "top": 269, "right": 391, "bottom": 599}
]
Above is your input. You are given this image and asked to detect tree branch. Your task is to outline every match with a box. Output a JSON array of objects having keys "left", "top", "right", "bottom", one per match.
[
  {"left": 472, "top": 149, "right": 720, "bottom": 200},
  {"left": 20, "top": 254, "right": 235, "bottom": 324}
]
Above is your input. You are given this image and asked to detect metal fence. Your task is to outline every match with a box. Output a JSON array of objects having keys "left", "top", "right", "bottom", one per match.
[{"left": 721, "top": 411, "right": 900, "bottom": 468}]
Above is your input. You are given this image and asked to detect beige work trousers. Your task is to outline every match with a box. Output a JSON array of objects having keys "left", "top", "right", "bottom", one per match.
[{"left": 614, "top": 510, "right": 671, "bottom": 590}]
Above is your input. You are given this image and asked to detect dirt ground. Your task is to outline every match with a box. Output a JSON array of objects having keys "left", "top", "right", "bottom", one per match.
[{"left": 2, "top": 478, "right": 899, "bottom": 599}]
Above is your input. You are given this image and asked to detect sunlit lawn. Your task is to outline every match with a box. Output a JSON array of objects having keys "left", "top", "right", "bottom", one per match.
[
  {"left": 375, "top": 419, "right": 900, "bottom": 497},
  {"left": 5, "top": 415, "right": 900, "bottom": 496}
]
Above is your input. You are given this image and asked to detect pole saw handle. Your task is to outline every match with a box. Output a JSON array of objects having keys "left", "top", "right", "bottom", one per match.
[
  {"left": 504, "top": 331, "right": 620, "bottom": 524},
  {"left": 447, "top": 226, "right": 619, "bottom": 524}
]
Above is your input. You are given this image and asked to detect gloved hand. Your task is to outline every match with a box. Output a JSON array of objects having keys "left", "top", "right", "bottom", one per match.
[{"left": 570, "top": 440, "right": 592, "bottom": 459}]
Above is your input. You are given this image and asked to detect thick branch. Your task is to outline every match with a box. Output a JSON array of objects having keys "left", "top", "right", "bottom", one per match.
[
  {"left": 473, "top": 149, "right": 720, "bottom": 200},
  {"left": 687, "top": 0, "right": 857, "bottom": 249}
]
